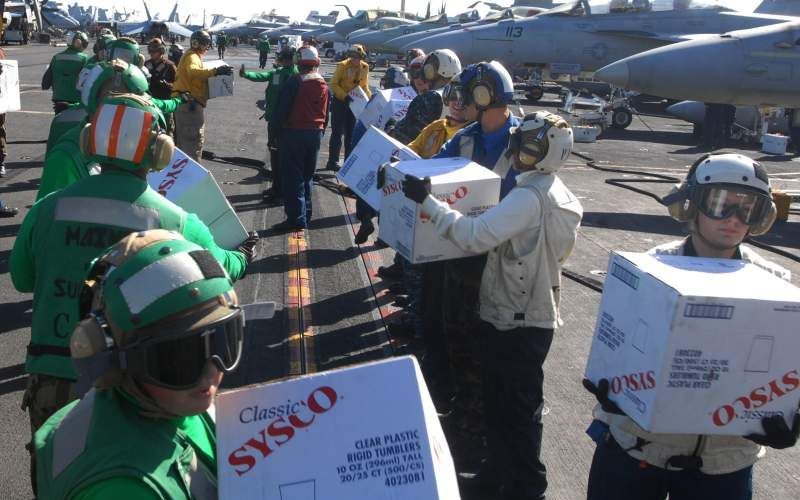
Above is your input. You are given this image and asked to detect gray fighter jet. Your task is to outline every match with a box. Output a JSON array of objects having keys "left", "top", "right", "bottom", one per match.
[
  {"left": 404, "top": 1, "right": 797, "bottom": 77},
  {"left": 332, "top": 7, "right": 419, "bottom": 37},
  {"left": 596, "top": 21, "right": 800, "bottom": 107},
  {"left": 383, "top": 6, "right": 544, "bottom": 52},
  {"left": 121, "top": 2, "right": 192, "bottom": 38}
]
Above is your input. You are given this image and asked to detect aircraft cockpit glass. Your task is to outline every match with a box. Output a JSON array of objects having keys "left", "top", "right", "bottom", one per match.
[{"left": 547, "top": 0, "right": 730, "bottom": 16}]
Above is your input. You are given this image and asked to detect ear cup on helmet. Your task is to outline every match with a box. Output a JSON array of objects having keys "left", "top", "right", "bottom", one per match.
[
  {"left": 472, "top": 83, "right": 493, "bottom": 109},
  {"left": 423, "top": 62, "right": 436, "bottom": 81},
  {"left": 666, "top": 183, "right": 696, "bottom": 222},
  {"left": 79, "top": 122, "right": 93, "bottom": 157},
  {"left": 137, "top": 54, "right": 145, "bottom": 67},
  {"left": 150, "top": 133, "right": 175, "bottom": 171}
]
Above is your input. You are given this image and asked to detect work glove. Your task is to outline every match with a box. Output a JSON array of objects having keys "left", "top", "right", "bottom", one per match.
[
  {"left": 745, "top": 403, "right": 800, "bottom": 449},
  {"left": 237, "top": 231, "right": 260, "bottom": 264},
  {"left": 239, "top": 63, "right": 246, "bottom": 77},
  {"left": 582, "top": 378, "right": 625, "bottom": 416},
  {"left": 401, "top": 175, "right": 431, "bottom": 204},
  {"left": 215, "top": 65, "right": 233, "bottom": 76},
  {"left": 376, "top": 152, "right": 401, "bottom": 189}
]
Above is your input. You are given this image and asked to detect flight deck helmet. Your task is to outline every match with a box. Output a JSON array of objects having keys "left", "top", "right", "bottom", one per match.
[
  {"left": 381, "top": 66, "right": 410, "bottom": 89},
  {"left": 190, "top": 30, "right": 213, "bottom": 51},
  {"left": 67, "top": 31, "right": 90, "bottom": 50},
  {"left": 454, "top": 61, "right": 514, "bottom": 109},
  {"left": 663, "top": 153, "right": 777, "bottom": 236},
  {"left": 422, "top": 49, "right": 461, "bottom": 82},
  {"left": 508, "top": 111, "right": 573, "bottom": 174}
]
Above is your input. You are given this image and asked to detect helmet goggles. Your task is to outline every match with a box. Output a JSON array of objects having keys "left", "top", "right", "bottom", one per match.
[
  {"left": 694, "top": 186, "right": 771, "bottom": 225},
  {"left": 444, "top": 83, "right": 467, "bottom": 106},
  {"left": 125, "top": 307, "right": 244, "bottom": 390},
  {"left": 516, "top": 120, "right": 554, "bottom": 167}
]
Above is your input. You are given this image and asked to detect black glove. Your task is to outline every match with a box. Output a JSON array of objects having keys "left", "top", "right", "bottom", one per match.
[
  {"left": 376, "top": 153, "right": 401, "bottom": 190},
  {"left": 237, "top": 231, "right": 260, "bottom": 264},
  {"left": 745, "top": 404, "right": 800, "bottom": 449},
  {"left": 239, "top": 63, "right": 246, "bottom": 77},
  {"left": 582, "top": 378, "right": 625, "bottom": 415},
  {"left": 344, "top": 95, "right": 353, "bottom": 103},
  {"left": 402, "top": 175, "right": 431, "bottom": 204},
  {"left": 215, "top": 65, "right": 233, "bottom": 76}
]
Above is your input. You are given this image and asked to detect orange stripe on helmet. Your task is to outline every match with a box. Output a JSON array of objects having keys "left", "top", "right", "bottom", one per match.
[
  {"left": 132, "top": 112, "right": 153, "bottom": 164},
  {"left": 107, "top": 105, "right": 127, "bottom": 158}
]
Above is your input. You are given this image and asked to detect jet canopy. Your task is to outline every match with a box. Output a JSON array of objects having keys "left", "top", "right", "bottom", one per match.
[{"left": 545, "top": 0, "right": 732, "bottom": 16}]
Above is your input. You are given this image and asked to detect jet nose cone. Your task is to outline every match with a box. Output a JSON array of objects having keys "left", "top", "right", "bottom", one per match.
[{"left": 595, "top": 61, "right": 630, "bottom": 88}]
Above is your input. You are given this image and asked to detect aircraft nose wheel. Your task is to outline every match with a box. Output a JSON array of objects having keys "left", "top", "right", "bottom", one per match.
[{"left": 611, "top": 107, "right": 633, "bottom": 129}]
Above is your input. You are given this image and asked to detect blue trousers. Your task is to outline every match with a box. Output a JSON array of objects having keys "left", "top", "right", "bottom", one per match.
[
  {"left": 328, "top": 98, "right": 355, "bottom": 167},
  {"left": 587, "top": 429, "right": 753, "bottom": 500},
  {"left": 281, "top": 129, "right": 322, "bottom": 227}
]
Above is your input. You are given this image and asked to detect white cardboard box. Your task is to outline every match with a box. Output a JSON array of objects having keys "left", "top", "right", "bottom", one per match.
[
  {"left": 378, "top": 158, "right": 500, "bottom": 264},
  {"left": 761, "top": 133, "right": 788, "bottom": 155},
  {"left": 216, "top": 356, "right": 460, "bottom": 499},
  {"left": 148, "top": 147, "right": 248, "bottom": 249},
  {"left": 348, "top": 86, "right": 369, "bottom": 118},
  {"left": 205, "top": 60, "right": 235, "bottom": 98},
  {"left": 357, "top": 86, "right": 416, "bottom": 130},
  {"left": 585, "top": 251, "right": 800, "bottom": 435},
  {"left": 336, "top": 126, "right": 421, "bottom": 210},
  {"left": 0, "top": 60, "right": 21, "bottom": 113}
]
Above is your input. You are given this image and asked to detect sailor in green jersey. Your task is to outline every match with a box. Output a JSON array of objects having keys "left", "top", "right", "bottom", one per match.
[
  {"left": 257, "top": 37, "right": 271, "bottom": 69},
  {"left": 239, "top": 47, "right": 298, "bottom": 200},
  {"left": 36, "top": 229, "right": 242, "bottom": 499},
  {"left": 12, "top": 94, "right": 259, "bottom": 487},
  {"left": 38, "top": 60, "right": 185, "bottom": 200},
  {"left": 87, "top": 33, "right": 116, "bottom": 65},
  {"left": 42, "top": 31, "right": 89, "bottom": 114}
]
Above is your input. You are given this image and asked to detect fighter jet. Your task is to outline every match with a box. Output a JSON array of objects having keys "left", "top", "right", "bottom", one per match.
[
  {"left": 346, "top": 17, "right": 420, "bottom": 43},
  {"left": 40, "top": 1, "right": 81, "bottom": 31},
  {"left": 121, "top": 2, "right": 192, "bottom": 38},
  {"left": 383, "top": 6, "right": 543, "bottom": 53},
  {"left": 755, "top": 0, "right": 800, "bottom": 16},
  {"left": 332, "top": 7, "right": 419, "bottom": 37},
  {"left": 208, "top": 17, "right": 289, "bottom": 37},
  {"left": 404, "top": 1, "right": 797, "bottom": 77},
  {"left": 595, "top": 21, "right": 800, "bottom": 107},
  {"left": 348, "top": 4, "right": 501, "bottom": 52}
]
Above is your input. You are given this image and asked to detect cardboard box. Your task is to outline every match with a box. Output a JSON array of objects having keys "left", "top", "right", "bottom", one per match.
[
  {"left": 378, "top": 158, "right": 500, "bottom": 264},
  {"left": 761, "top": 133, "right": 788, "bottom": 155},
  {"left": 205, "top": 60, "right": 235, "bottom": 98},
  {"left": 148, "top": 147, "right": 248, "bottom": 249},
  {"left": 349, "top": 86, "right": 369, "bottom": 118},
  {"left": 357, "top": 86, "right": 416, "bottom": 130},
  {"left": 585, "top": 251, "right": 800, "bottom": 435},
  {"left": 0, "top": 60, "right": 21, "bottom": 114},
  {"left": 336, "top": 126, "right": 421, "bottom": 210},
  {"left": 216, "top": 356, "right": 460, "bottom": 499}
]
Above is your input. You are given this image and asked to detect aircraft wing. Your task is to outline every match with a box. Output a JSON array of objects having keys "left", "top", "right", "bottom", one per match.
[{"left": 163, "top": 22, "right": 193, "bottom": 37}]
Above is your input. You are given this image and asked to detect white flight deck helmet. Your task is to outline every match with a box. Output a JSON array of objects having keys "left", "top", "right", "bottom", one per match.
[
  {"left": 297, "top": 45, "right": 321, "bottom": 67},
  {"left": 508, "top": 111, "right": 573, "bottom": 174},
  {"left": 422, "top": 49, "right": 462, "bottom": 83},
  {"left": 662, "top": 153, "right": 777, "bottom": 236}
]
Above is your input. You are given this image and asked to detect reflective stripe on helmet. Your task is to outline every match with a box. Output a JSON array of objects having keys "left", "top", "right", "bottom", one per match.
[
  {"left": 54, "top": 197, "right": 161, "bottom": 229},
  {"left": 120, "top": 252, "right": 206, "bottom": 315},
  {"left": 93, "top": 104, "right": 153, "bottom": 163}
]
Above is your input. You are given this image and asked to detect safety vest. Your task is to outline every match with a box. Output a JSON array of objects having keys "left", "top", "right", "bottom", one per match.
[
  {"left": 24, "top": 172, "right": 186, "bottom": 380},
  {"left": 46, "top": 106, "right": 87, "bottom": 153},
  {"left": 36, "top": 388, "right": 217, "bottom": 500},
  {"left": 458, "top": 134, "right": 514, "bottom": 182},
  {"left": 51, "top": 48, "right": 88, "bottom": 103},
  {"left": 37, "top": 126, "right": 96, "bottom": 201}
]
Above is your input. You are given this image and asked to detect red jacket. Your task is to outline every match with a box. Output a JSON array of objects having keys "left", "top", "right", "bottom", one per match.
[{"left": 274, "top": 72, "right": 329, "bottom": 130}]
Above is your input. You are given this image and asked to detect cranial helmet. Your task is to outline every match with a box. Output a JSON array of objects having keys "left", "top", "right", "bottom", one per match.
[
  {"left": 190, "top": 30, "right": 213, "bottom": 50},
  {"left": 405, "top": 48, "right": 425, "bottom": 67},
  {"left": 67, "top": 31, "right": 89, "bottom": 50},
  {"left": 107, "top": 37, "right": 145, "bottom": 67},
  {"left": 381, "top": 66, "right": 410, "bottom": 89},
  {"left": 71, "top": 230, "right": 242, "bottom": 393},
  {"left": 298, "top": 46, "right": 320, "bottom": 67},
  {"left": 662, "top": 153, "right": 777, "bottom": 236},
  {"left": 348, "top": 44, "right": 367, "bottom": 59},
  {"left": 422, "top": 49, "right": 461, "bottom": 82},
  {"left": 79, "top": 60, "right": 151, "bottom": 116},
  {"left": 408, "top": 54, "right": 427, "bottom": 80},
  {"left": 508, "top": 111, "right": 573, "bottom": 174},
  {"left": 456, "top": 61, "right": 515, "bottom": 109},
  {"left": 147, "top": 37, "right": 166, "bottom": 54},
  {"left": 93, "top": 33, "right": 116, "bottom": 56},
  {"left": 79, "top": 93, "right": 173, "bottom": 172}
]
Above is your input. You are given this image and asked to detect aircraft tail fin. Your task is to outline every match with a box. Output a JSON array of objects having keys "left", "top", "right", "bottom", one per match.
[{"left": 142, "top": 0, "right": 152, "bottom": 21}]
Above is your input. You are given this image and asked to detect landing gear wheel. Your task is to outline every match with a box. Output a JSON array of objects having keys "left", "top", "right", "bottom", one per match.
[
  {"left": 611, "top": 107, "right": 633, "bottom": 129},
  {"left": 526, "top": 86, "right": 544, "bottom": 102}
]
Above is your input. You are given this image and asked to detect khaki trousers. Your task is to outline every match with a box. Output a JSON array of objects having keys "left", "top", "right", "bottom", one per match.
[{"left": 174, "top": 101, "right": 205, "bottom": 161}]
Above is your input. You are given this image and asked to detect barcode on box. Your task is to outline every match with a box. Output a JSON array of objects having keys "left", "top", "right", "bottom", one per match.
[
  {"left": 684, "top": 303, "right": 734, "bottom": 320},
  {"left": 611, "top": 262, "right": 639, "bottom": 290}
]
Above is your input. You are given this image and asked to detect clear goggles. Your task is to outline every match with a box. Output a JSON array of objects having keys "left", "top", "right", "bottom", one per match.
[
  {"left": 694, "top": 186, "right": 771, "bottom": 225},
  {"left": 444, "top": 84, "right": 468, "bottom": 105},
  {"left": 126, "top": 307, "right": 244, "bottom": 390}
]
